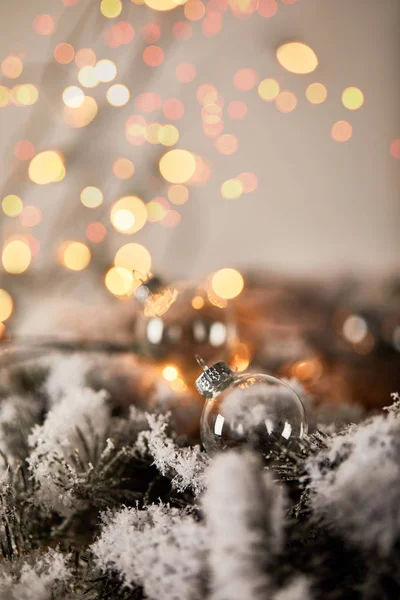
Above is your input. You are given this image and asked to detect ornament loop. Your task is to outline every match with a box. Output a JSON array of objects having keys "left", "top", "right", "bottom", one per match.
[{"left": 195, "top": 359, "right": 235, "bottom": 399}]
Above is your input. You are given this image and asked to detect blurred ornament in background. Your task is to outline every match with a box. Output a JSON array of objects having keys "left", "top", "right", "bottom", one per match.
[
  {"left": 196, "top": 357, "right": 307, "bottom": 455},
  {"left": 134, "top": 272, "right": 244, "bottom": 385}
]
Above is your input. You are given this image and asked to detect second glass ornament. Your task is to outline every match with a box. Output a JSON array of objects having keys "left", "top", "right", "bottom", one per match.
[{"left": 195, "top": 357, "right": 307, "bottom": 455}]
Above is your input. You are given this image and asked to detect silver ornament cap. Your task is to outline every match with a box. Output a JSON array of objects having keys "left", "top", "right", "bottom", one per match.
[{"left": 195, "top": 355, "right": 235, "bottom": 399}]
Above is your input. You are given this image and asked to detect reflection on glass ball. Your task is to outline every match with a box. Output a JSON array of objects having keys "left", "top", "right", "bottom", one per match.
[
  {"left": 134, "top": 280, "right": 237, "bottom": 382},
  {"left": 200, "top": 373, "right": 307, "bottom": 454}
]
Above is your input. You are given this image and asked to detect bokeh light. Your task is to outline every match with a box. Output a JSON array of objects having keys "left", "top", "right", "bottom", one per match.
[
  {"left": 63, "top": 96, "right": 98, "bottom": 128},
  {"left": 145, "top": 0, "right": 187, "bottom": 11},
  {"left": 390, "top": 139, "right": 400, "bottom": 160},
  {"left": 54, "top": 43, "right": 75, "bottom": 64},
  {"left": 192, "top": 295, "right": 204, "bottom": 309},
  {"left": 341, "top": 86, "right": 364, "bottom": 110},
  {"left": 215, "top": 134, "right": 239, "bottom": 155},
  {"left": 63, "top": 86, "right": 84, "bottom": 108},
  {"left": 162, "top": 98, "right": 184, "bottom": 120},
  {"left": 258, "top": 78, "right": 280, "bottom": 101},
  {"left": 78, "top": 66, "right": 99, "bottom": 88},
  {"left": 221, "top": 178, "right": 243, "bottom": 199},
  {"left": 211, "top": 268, "right": 244, "bottom": 299},
  {"left": 162, "top": 365, "right": 179, "bottom": 381},
  {"left": 80, "top": 186, "right": 104, "bottom": 208},
  {"left": 113, "top": 158, "right": 135, "bottom": 179},
  {"left": 2, "top": 195, "right": 23, "bottom": 217},
  {"left": 14, "top": 140, "right": 35, "bottom": 161},
  {"left": 143, "top": 46, "right": 164, "bottom": 67},
  {"left": 158, "top": 124, "right": 180, "bottom": 146},
  {"left": 161, "top": 210, "right": 181, "bottom": 228},
  {"left": 20, "top": 206, "right": 42, "bottom": 227},
  {"left": 33, "top": 14, "right": 56, "bottom": 36},
  {"left": 2, "top": 240, "right": 31, "bottom": 274},
  {"left": 95, "top": 59, "right": 117, "bottom": 82},
  {"left": 100, "top": 0, "right": 123, "bottom": 18},
  {"left": 12, "top": 84, "right": 39, "bottom": 106},
  {"left": 237, "top": 172, "right": 258, "bottom": 193},
  {"left": 184, "top": 0, "right": 206, "bottom": 20},
  {"left": 114, "top": 243, "right": 152, "bottom": 275},
  {"left": 331, "top": 120, "right": 352, "bottom": 142},
  {"left": 29, "top": 151, "right": 65, "bottom": 185},
  {"left": 147, "top": 198, "right": 168, "bottom": 222},
  {"left": 1, "top": 55, "right": 23, "bottom": 79},
  {"left": 0, "top": 86, "right": 10, "bottom": 107},
  {"left": 173, "top": 21, "right": 192, "bottom": 40},
  {"left": 61, "top": 241, "right": 91, "bottom": 271},
  {"left": 168, "top": 184, "right": 189, "bottom": 205},
  {"left": 105, "top": 266, "right": 135, "bottom": 297},
  {"left": 159, "top": 149, "right": 196, "bottom": 183},
  {"left": 275, "top": 90, "right": 297, "bottom": 113},
  {"left": 257, "top": 0, "right": 278, "bottom": 18},
  {"left": 86, "top": 222, "right": 107, "bottom": 244},
  {"left": 142, "top": 23, "right": 161, "bottom": 42},
  {"left": 233, "top": 68, "right": 258, "bottom": 91},
  {"left": 176, "top": 63, "right": 196, "bottom": 83},
  {"left": 75, "top": 48, "right": 96, "bottom": 68},
  {"left": 107, "top": 84, "right": 130, "bottom": 106},
  {"left": 227, "top": 100, "right": 247, "bottom": 119},
  {"left": 0, "top": 290, "right": 13, "bottom": 323},
  {"left": 110, "top": 196, "right": 147, "bottom": 234},
  {"left": 306, "top": 82, "right": 327, "bottom": 104},
  {"left": 276, "top": 41, "right": 318, "bottom": 74}
]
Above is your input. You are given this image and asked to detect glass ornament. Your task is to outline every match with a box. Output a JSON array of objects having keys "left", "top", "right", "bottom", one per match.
[
  {"left": 134, "top": 277, "right": 238, "bottom": 384},
  {"left": 195, "top": 357, "right": 307, "bottom": 454}
]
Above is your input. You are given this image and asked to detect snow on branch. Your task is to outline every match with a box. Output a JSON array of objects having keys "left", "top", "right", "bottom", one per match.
[{"left": 202, "top": 450, "right": 286, "bottom": 600}]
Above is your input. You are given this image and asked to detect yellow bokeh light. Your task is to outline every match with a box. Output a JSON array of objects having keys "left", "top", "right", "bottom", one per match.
[
  {"left": 100, "top": 0, "right": 123, "bottom": 18},
  {"left": 2, "top": 195, "right": 23, "bottom": 217},
  {"left": 0, "top": 86, "right": 10, "bottom": 107},
  {"left": 29, "top": 150, "right": 65, "bottom": 185},
  {"left": 13, "top": 84, "right": 39, "bottom": 106},
  {"left": 80, "top": 186, "right": 103, "bottom": 208},
  {"left": 158, "top": 124, "right": 180, "bottom": 146},
  {"left": 105, "top": 266, "right": 135, "bottom": 297},
  {"left": 276, "top": 41, "right": 318, "bottom": 74},
  {"left": 258, "top": 78, "right": 280, "bottom": 101},
  {"left": 95, "top": 59, "right": 117, "bottom": 82},
  {"left": 221, "top": 179, "right": 243, "bottom": 199},
  {"left": 162, "top": 365, "right": 179, "bottom": 381},
  {"left": 62, "top": 85, "right": 84, "bottom": 108},
  {"left": 306, "top": 82, "right": 327, "bottom": 104},
  {"left": 159, "top": 149, "right": 196, "bottom": 184},
  {"left": 211, "top": 268, "right": 244, "bottom": 300},
  {"left": 0, "top": 289, "right": 13, "bottom": 322},
  {"left": 107, "top": 84, "right": 130, "bottom": 107},
  {"left": 147, "top": 200, "right": 167, "bottom": 222},
  {"left": 2, "top": 240, "right": 31, "bottom": 274},
  {"left": 191, "top": 295, "right": 204, "bottom": 309},
  {"left": 341, "top": 86, "right": 364, "bottom": 110},
  {"left": 78, "top": 66, "right": 99, "bottom": 88},
  {"left": 1, "top": 55, "right": 23, "bottom": 79},
  {"left": 110, "top": 196, "right": 147, "bottom": 234},
  {"left": 61, "top": 241, "right": 91, "bottom": 271},
  {"left": 144, "top": 0, "right": 187, "bottom": 11},
  {"left": 63, "top": 96, "right": 98, "bottom": 128},
  {"left": 114, "top": 243, "right": 152, "bottom": 275}
]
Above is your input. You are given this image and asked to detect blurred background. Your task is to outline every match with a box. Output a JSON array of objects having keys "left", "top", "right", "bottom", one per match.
[{"left": 0, "top": 0, "right": 399, "bottom": 412}]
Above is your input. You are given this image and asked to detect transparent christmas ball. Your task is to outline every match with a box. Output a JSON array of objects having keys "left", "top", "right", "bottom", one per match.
[
  {"left": 134, "top": 278, "right": 238, "bottom": 383},
  {"left": 196, "top": 359, "right": 307, "bottom": 454}
]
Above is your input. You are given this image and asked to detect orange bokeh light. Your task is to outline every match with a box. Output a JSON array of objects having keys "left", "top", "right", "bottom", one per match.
[
  {"left": 162, "top": 210, "right": 182, "bottom": 228},
  {"left": 215, "top": 134, "right": 239, "bottom": 155},
  {"left": 75, "top": 48, "right": 96, "bottom": 68},
  {"left": 86, "top": 222, "right": 107, "bottom": 243},
  {"left": 14, "top": 140, "right": 35, "bottom": 161},
  {"left": 33, "top": 14, "right": 56, "bottom": 36},
  {"left": 163, "top": 98, "right": 185, "bottom": 120},
  {"left": 142, "top": 23, "right": 160, "bottom": 43},
  {"left": 1, "top": 56, "right": 23, "bottom": 79},
  {"left": 257, "top": 0, "right": 277, "bottom": 16},
  {"left": 306, "top": 82, "right": 327, "bottom": 104},
  {"left": 184, "top": 0, "right": 206, "bottom": 20},
  {"left": 227, "top": 100, "right": 247, "bottom": 119},
  {"left": 54, "top": 43, "right": 75, "bottom": 64},
  {"left": 19, "top": 206, "right": 42, "bottom": 227},
  {"left": 390, "top": 139, "right": 400, "bottom": 160},
  {"left": 275, "top": 90, "right": 297, "bottom": 113},
  {"left": 113, "top": 158, "right": 135, "bottom": 179},
  {"left": 176, "top": 63, "right": 196, "bottom": 83},
  {"left": 135, "top": 92, "right": 162, "bottom": 113},
  {"left": 331, "top": 120, "right": 352, "bottom": 142},
  {"left": 143, "top": 45, "right": 164, "bottom": 66},
  {"left": 237, "top": 172, "right": 258, "bottom": 193},
  {"left": 233, "top": 68, "right": 258, "bottom": 91}
]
